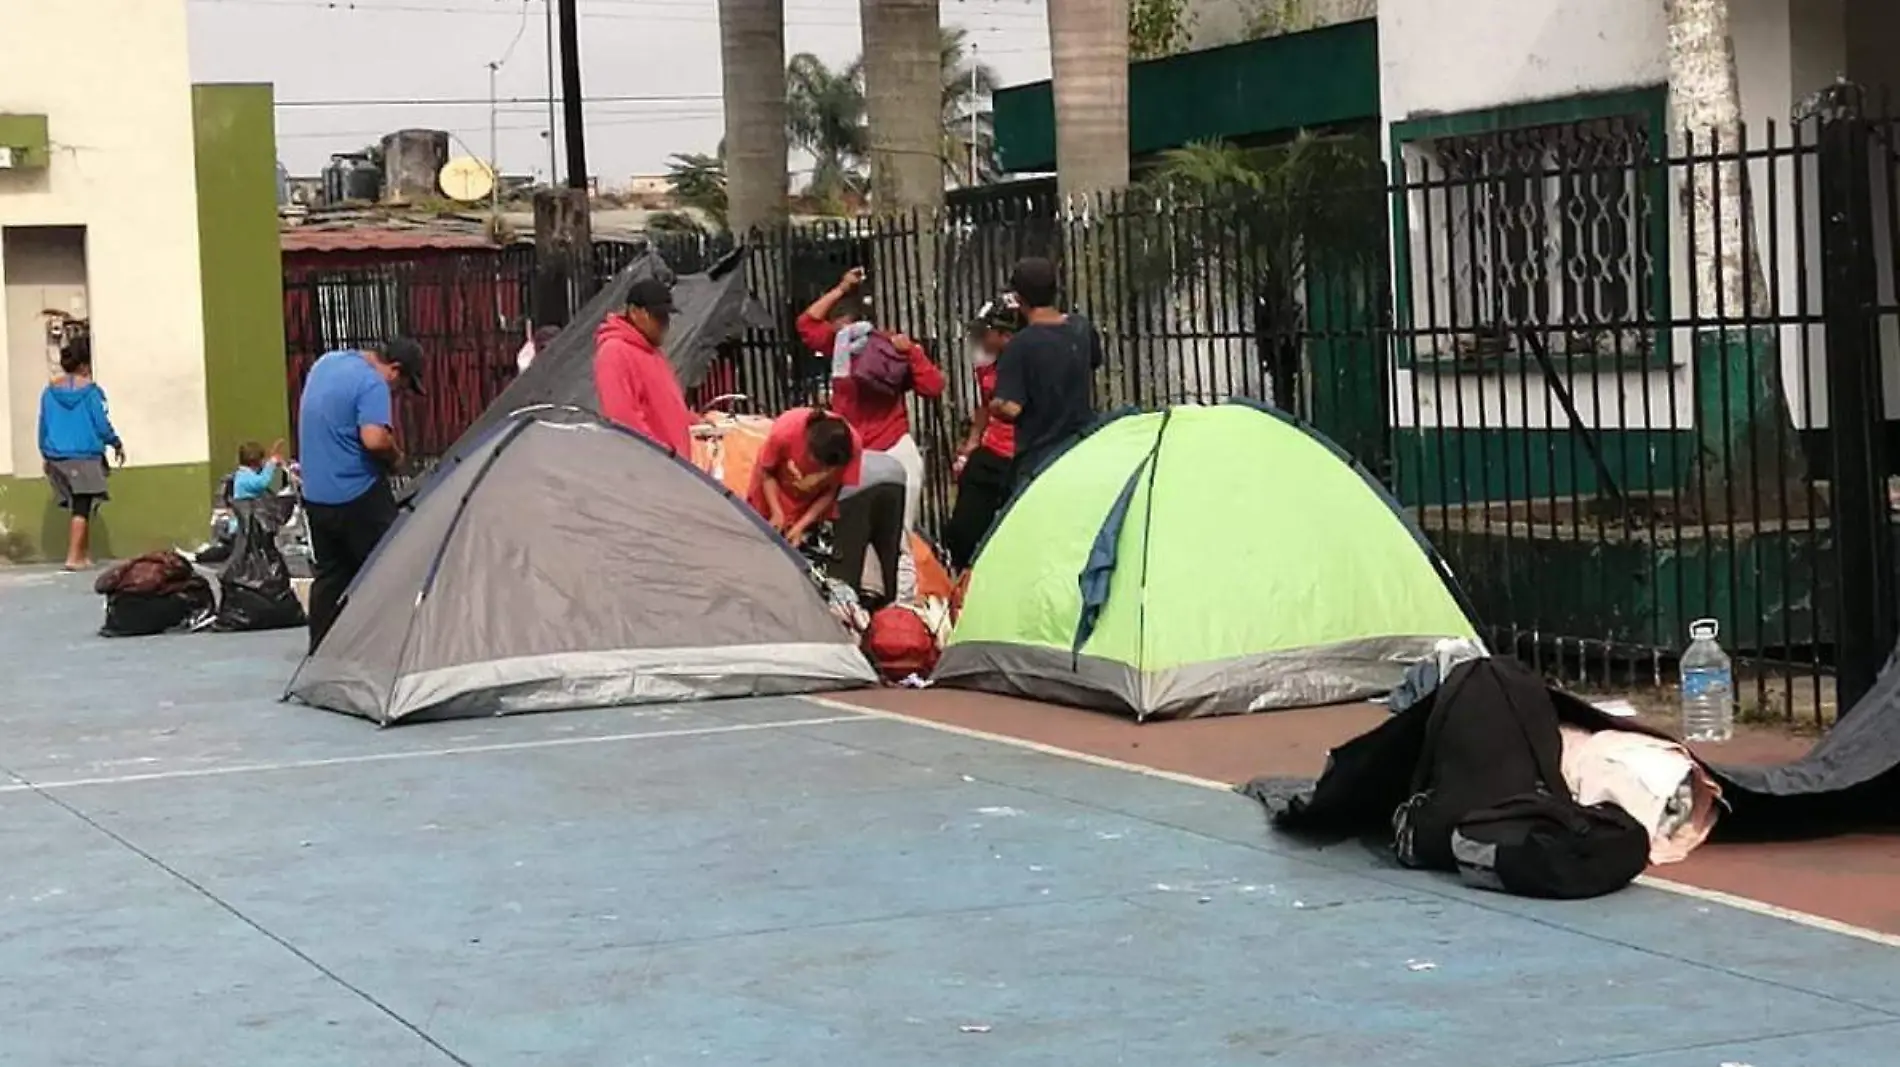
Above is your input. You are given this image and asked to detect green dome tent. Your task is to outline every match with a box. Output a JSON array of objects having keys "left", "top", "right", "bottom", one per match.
[{"left": 932, "top": 401, "right": 1480, "bottom": 721}]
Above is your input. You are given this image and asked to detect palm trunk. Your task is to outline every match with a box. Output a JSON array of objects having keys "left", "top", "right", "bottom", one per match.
[
  {"left": 1048, "top": 0, "right": 1130, "bottom": 201},
  {"left": 718, "top": 0, "right": 788, "bottom": 234},
  {"left": 1666, "top": 0, "right": 1808, "bottom": 520},
  {"left": 860, "top": 0, "right": 944, "bottom": 212},
  {"left": 1667, "top": 0, "right": 1764, "bottom": 316}
]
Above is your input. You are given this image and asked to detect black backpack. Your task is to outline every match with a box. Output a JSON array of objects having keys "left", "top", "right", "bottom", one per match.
[
  {"left": 1392, "top": 659, "right": 1566, "bottom": 872},
  {"left": 1451, "top": 794, "right": 1651, "bottom": 900},
  {"left": 1390, "top": 660, "right": 1649, "bottom": 899}
]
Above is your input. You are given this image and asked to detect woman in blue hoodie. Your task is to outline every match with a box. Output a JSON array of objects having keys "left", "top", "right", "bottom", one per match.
[{"left": 39, "top": 337, "right": 124, "bottom": 570}]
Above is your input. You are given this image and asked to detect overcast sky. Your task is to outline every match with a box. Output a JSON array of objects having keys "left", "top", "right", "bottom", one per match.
[{"left": 186, "top": 0, "right": 1054, "bottom": 184}]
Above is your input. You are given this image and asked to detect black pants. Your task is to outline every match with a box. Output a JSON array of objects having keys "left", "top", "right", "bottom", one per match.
[
  {"left": 942, "top": 448, "right": 1012, "bottom": 571},
  {"left": 833, "top": 482, "right": 904, "bottom": 611},
  {"left": 305, "top": 479, "right": 398, "bottom": 653}
]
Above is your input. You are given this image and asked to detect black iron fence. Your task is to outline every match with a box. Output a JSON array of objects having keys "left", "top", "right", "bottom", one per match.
[{"left": 281, "top": 87, "right": 1900, "bottom": 722}]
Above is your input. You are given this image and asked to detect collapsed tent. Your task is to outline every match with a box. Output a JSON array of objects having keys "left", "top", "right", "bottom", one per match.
[
  {"left": 933, "top": 401, "right": 1480, "bottom": 721},
  {"left": 1249, "top": 648, "right": 1900, "bottom": 846},
  {"left": 286, "top": 411, "right": 877, "bottom": 725},
  {"left": 405, "top": 245, "right": 758, "bottom": 501}
]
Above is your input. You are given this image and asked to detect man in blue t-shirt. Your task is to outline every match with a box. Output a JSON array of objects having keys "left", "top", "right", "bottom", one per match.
[{"left": 298, "top": 338, "right": 424, "bottom": 652}]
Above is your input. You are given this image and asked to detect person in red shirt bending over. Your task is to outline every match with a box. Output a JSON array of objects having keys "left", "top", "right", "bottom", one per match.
[
  {"left": 796, "top": 267, "right": 945, "bottom": 595},
  {"left": 594, "top": 278, "right": 695, "bottom": 454},
  {"left": 746, "top": 407, "right": 863, "bottom": 548}
]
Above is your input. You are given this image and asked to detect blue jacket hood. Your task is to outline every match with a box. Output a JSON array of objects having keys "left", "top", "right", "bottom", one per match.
[{"left": 39, "top": 377, "right": 120, "bottom": 460}]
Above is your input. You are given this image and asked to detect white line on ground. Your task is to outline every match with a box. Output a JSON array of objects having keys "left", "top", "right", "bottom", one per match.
[
  {"left": 0, "top": 714, "right": 866, "bottom": 794},
  {"left": 800, "top": 694, "right": 1900, "bottom": 951}
]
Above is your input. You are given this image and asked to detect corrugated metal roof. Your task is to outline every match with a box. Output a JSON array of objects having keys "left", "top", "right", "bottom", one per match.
[{"left": 280, "top": 228, "right": 499, "bottom": 253}]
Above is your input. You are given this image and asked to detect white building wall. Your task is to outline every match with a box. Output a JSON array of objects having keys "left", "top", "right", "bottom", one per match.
[
  {"left": 0, "top": 0, "right": 209, "bottom": 476},
  {"left": 1378, "top": 0, "right": 1667, "bottom": 125},
  {"left": 1381, "top": 0, "right": 1900, "bottom": 435}
]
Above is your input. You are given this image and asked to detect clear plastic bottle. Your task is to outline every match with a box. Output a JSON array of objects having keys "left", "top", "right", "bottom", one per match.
[{"left": 1679, "top": 618, "right": 1734, "bottom": 742}]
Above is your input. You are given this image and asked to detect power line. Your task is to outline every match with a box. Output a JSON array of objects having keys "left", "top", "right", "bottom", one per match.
[
  {"left": 191, "top": 0, "right": 862, "bottom": 27},
  {"left": 277, "top": 111, "right": 722, "bottom": 141},
  {"left": 276, "top": 92, "right": 720, "bottom": 108},
  {"left": 192, "top": 0, "right": 1043, "bottom": 26}
]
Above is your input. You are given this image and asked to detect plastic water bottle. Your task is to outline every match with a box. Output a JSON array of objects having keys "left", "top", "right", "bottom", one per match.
[{"left": 1679, "top": 618, "right": 1734, "bottom": 742}]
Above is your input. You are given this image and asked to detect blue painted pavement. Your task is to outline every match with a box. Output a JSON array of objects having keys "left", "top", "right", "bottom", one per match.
[{"left": 4, "top": 566, "right": 1900, "bottom": 1065}]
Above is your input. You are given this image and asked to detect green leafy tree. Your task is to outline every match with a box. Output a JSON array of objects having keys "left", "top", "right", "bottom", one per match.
[
  {"left": 782, "top": 26, "right": 1003, "bottom": 211},
  {"left": 1129, "top": 0, "right": 1193, "bottom": 59},
  {"left": 786, "top": 52, "right": 870, "bottom": 210},
  {"left": 664, "top": 151, "right": 729, "bottom": 234}
]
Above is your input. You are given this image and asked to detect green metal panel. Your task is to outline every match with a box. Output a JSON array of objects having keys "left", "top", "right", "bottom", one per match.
[
  {"left": 1393, "top": 427, "right": 1694, "bottom": 507},
  {"left": 993, "top": 20, "right": 1381, "bottom": 174},
  {"left": 0, "top": 113, "right": 50, "bottom": 169},
  {"left": 192, "top": 84, "right": 289, "bottom": 496}
]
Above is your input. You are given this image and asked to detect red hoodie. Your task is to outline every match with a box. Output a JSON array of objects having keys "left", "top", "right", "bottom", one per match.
[{"left": 594, "top": 315, "right": 694, "bottom": 455}]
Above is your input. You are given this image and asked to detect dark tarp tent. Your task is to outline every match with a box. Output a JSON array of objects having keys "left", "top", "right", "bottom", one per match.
[
  {"left": 402, "top": 245, "right": 757, "bottom": 502},
  {"left": 1245, "top": 652, "right": 1900, "bottom": 842},
  {"left": 286, "top": 411, "right": 877, "bottom": 725}
]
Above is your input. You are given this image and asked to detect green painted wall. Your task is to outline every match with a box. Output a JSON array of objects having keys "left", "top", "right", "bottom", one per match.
[
  {"left": 993, "top": 20, "right": 1380, "bottom": 174},
  {"left": 1394, "top": 427, "right": 1694, "bottom": 507},
  {"left": 193, "top": 83, "right": 288, "bottom": 497},
  {"left": 0, "top": 86, "right": 281, "bottom": 564},
  {"left": 0, "top": 463, "right": 210, "bottom": 562}
]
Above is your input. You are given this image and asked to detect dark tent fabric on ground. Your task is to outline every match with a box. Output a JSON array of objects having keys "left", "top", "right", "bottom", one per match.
[
  {"left": 934, "top": 401, "right": 1481, "bottom": 721},
  {"left": 1244, "top": 652, "right": 1900, "bottom": 842},
  {"left": 287, "top": 412, "right": 877, "bottom": 725},
  {"left": 402, "top": 246, "right": 757, "bottom": 503}
]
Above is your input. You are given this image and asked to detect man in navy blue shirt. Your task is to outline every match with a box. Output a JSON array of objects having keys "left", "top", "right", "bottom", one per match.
[{"left": 298, "top": 338, "right": 423, "bottom": 652}]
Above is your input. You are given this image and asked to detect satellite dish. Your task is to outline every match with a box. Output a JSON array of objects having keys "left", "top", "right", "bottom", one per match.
[{"left": 439, "top": 156, "right": 496, "bottom": 202}]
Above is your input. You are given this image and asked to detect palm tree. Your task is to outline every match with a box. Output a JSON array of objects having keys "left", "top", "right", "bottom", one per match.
[
  {"left": 860, "top": 0, "right": 944, "bottom": 212},
  {"left": 1136, "top": 135, "right": 1385, "bottom": 417},
  {"left": 939, "top": 26, "right": 1000, "bottom": 187},
  {"left": 785, "top": 52, "right": 869, "bottom": 210},
  {"left": 718, "top": 0, "right": 788, "bottom": 233},
  {"left": 1047, "top": 0, "right": 1130, "bottom": 200},
  {"left": 1665, "top": 0, "right": 1804, "bottom": 516},
  {"left": 784, "top": 30, "right": 1001, "bottom": 210},
  {"left": 664, "top": 152, "right": 729, "bottom": 234}
]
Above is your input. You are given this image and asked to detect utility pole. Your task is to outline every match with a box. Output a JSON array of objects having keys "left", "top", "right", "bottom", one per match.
[
  {"left": 544, "top": 0, "right": 559, "bottom": 181},
  {"left": 533, "top": 0, "right": 593, "bottom": 329},
  {"left": 487, "top": 61, "right": 501, "bottom": 218},
  {"left": 557, "top": 0, "right": 587, "bottom": 189}
]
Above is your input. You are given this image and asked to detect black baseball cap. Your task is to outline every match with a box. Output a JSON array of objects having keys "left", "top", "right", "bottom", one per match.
[
  {"left": 626, "top": 277, "right": 678, "bottom": 316},
  {"left": 381, "top": 336, "right": 426, "bottom": 395}
]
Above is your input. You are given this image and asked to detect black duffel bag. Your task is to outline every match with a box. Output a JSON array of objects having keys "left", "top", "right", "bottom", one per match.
[{"left": 1450, "top": 793, "right": 1651, "bottom": 900}]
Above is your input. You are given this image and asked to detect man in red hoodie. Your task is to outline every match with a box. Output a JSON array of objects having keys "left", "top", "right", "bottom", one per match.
[
  {"left": 796, "top": 267, "right": 945, "bottom": 598},
  {"left": 594, "top": 278, "right": 695, "bottom": 455}
]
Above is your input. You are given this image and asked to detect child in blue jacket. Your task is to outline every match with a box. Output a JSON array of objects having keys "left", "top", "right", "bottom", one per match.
[{"left": 38, "top": 338, "right": 124, "bottom": 570}]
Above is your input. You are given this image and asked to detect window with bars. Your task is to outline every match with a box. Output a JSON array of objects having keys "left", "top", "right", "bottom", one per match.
[
  {"left": 313, "top": 272, "right": 405, "bottom": 354},
  {"left": 1400, "top": 108, "right": 1661, "bottom": 361}
]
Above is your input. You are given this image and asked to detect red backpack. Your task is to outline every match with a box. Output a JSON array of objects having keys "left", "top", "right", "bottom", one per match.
[{"left": 864, "top": 605, "right": 938, "bottom": 681}]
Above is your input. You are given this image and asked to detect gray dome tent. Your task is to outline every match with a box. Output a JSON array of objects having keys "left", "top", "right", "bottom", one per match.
[{"left": 286, "top": 411, "right": 877, "bottom": 725}]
